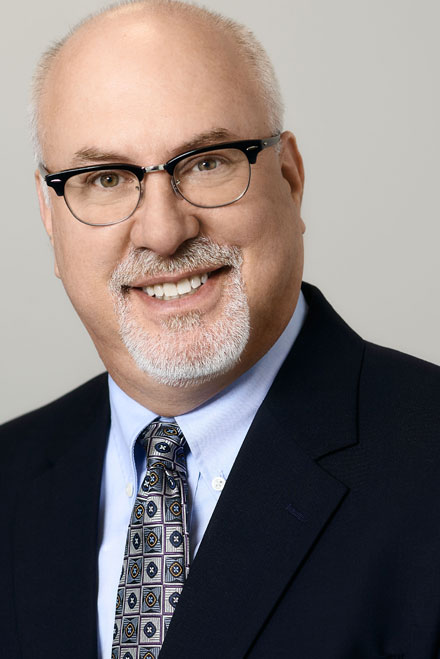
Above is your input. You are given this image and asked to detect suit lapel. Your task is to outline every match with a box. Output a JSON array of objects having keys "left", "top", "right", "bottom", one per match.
[
  {"left": 161, "top": 284, "right": 366, "bottom": 657},
  {"left": 13, "top": 376, "right": 110, "bottom": 659},
  {"left": 161, "top": 405, "right": 349, "bottom": 658}
]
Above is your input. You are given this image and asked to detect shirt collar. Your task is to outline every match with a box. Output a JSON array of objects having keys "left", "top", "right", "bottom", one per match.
[{"left": 108, "top": 377, "right": 157, "bottom": 458}]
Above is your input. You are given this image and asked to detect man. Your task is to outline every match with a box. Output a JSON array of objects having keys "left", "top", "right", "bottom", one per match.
[{"left": 1, "top": 1, "right": 439, "bottom": 658}]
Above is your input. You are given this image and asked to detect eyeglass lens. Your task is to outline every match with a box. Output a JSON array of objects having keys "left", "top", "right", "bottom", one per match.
[{"left": 63, "top": 147, "right": 251, "bottom": 225}]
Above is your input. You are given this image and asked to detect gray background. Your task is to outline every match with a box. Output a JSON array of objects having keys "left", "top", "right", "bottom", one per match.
[{"left": 1, "top": 0, "right": 439, "bottom": 424}]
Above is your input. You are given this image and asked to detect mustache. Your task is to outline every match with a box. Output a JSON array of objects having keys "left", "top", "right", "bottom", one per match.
[{"left": 109, "top": 237, "right": 242, "bottom": 289}]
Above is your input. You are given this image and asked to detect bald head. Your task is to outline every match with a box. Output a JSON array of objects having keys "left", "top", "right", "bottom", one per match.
[
  {"left": 31, "top": 0, "right": 284, "bottom": 164},
  {"left": 31, "top": 0, "right": 305, "bottom": 405}
]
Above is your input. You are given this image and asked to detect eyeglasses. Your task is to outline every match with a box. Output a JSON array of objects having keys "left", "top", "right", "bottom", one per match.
[{"left": 39, "top": 135, "right": 281, "bottom": 226}]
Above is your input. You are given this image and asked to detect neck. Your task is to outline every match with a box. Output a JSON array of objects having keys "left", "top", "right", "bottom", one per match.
[{"left": 107, "top": 356, "right": 255, "bottom": 416}]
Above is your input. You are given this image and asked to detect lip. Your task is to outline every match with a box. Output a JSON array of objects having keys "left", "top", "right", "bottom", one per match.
[
  {"left": 130, "top": 265, "right": 223, "bottom": 289},
  {"left": 129, "top": 267, "right": 226, "bottom": 315}
]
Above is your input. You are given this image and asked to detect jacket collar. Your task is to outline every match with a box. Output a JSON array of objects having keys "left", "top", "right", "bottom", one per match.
[{"left": 267, "top": 282, "right": 364, "bottom": 460}]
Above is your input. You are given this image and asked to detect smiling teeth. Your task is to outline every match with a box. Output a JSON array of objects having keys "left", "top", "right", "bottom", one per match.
[{"left": 143, "top": 272, "right": 209, "bottom": 299}]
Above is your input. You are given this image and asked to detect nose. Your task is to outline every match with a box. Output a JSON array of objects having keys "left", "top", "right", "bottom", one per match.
[{"left": 129, "top": 171, "right": 200, "bottom": 255}]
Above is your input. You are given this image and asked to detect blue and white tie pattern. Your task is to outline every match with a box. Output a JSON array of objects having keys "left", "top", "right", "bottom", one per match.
[{"left": 112, "top": 420, "right": 189, "bottom": 659}]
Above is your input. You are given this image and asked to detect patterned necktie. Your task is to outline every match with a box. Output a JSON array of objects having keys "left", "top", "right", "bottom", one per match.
[{"left": 112, "top": 420, "right": 190, "bottom": 659}]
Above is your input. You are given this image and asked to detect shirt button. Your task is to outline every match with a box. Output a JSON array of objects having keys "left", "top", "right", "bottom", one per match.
[
  {"left": 211, "top": 476, "right": 226, "bottom": 491},
  {"left": 126, "top": 482, "right": 134, "bottom": 497}
]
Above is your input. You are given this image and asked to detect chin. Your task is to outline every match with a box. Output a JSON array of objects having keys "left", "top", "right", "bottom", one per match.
[{"left": 118, "top": 303, "right": 250, "bottom": 387}]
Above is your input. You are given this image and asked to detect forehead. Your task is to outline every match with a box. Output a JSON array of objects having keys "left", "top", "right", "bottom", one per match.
[{"left": 40, "top": 10, "right": 269, "bottom": 165}]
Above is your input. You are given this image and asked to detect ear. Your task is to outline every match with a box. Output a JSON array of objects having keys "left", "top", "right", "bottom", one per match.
[
  {"left": 35, "top": 170, "right": 61, "bottom": 278},
  {"left": 279, "top": 131, "right": 305, "bottom": 204},
  {"left": 279, "top": 131, "right": 306, "bottom": 234}
]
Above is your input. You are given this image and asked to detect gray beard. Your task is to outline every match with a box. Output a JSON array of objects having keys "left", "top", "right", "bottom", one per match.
[{"left": 109, "top": 237, "right": 250, "bottom": 387}]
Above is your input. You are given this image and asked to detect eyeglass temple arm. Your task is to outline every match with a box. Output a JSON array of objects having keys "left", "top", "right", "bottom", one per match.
[
  {"left": 245, "top": 134, "right": 281, "bottom": 164},
  {"left": 38, "top": 163, "right": 67, "bottom": 196}
]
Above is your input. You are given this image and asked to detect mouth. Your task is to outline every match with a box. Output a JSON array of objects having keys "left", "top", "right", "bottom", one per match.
[
  {"left": 128, "top": 267, "right": 227, "bottom": 303},
  {"left": 143, "top": 272, "right": 210, "bottom": 301}
]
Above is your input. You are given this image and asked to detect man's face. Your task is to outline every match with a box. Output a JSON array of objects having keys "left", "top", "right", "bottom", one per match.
[{"left": 37, "top": 10, "right": 305, "bottom": 405}]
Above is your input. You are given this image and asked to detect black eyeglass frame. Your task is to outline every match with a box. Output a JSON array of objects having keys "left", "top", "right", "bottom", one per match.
[{"left": 39, "top": 135, "right": 281, "bottom": 224}]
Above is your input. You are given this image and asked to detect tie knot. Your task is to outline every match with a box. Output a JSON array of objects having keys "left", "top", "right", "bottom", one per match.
[{"left": 138, "top": 420, "right": 187, "bottom": 473}]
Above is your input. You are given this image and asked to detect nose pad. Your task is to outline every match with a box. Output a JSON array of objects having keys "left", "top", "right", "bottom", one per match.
[
  {"left": 171, "top": 177, "right": 184, "bottom": 200},
  {"left": 137, "top": 179, "right": 145, "bottom": 206}
]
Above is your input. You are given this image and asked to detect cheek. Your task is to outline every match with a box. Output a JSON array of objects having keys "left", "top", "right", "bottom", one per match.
[
  {"left": 236, "top": 199, "right": 304, "bottom": 313},
  {"left": 236, "top": 189, "right": 302, "bottom": 277},
  {"left": 242, "top": 227, "right": 302, "bottom": 295},
  {"left": 50, "top": 211, "right": 129, "bottom": 308}
]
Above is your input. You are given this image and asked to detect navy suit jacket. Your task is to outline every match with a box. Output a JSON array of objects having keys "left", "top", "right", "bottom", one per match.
[{"left": 1, "top": 283, "right": 440, "bottom": 659}]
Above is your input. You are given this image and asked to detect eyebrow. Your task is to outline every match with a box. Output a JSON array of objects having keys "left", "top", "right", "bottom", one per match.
[
  {"left": 173, "top": 128, "right": 239, "bottom": 155},
  {"left": 70, "top": 148, "right": 130, "bottom": 166},
  {"left": 70, "top": 128, "right": 241, "bottom": 167}
]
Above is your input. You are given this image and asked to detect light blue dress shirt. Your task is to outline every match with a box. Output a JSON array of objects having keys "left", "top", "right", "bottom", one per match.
[{"left": 97, "top": 291, "right": 307, "bottom": 658}]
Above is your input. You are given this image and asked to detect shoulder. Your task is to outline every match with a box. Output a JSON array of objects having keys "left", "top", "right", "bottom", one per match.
[
  {"left": 299, "top": 282, "right": 440, "bottom": 449},
  {"left": 303, "top": 281, "right": 440, "bottom": 412},
  {"left": 0, "top": 373, "right": 110, "bottom": 464},
  {"left": 361, "top": 342, "right": 440, "bottom": 426},
  {"left": 0, "top": 372, "right": 109, "bottom": 436},
  {"left": 354, "top": 343, "right": 440, "bottom": 486}
]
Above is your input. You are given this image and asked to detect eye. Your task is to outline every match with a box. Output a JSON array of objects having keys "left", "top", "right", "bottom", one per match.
[
  {"left": 174, "top": 149, "right": 239, "bottom": 182},
  {"left": 196, "top": 157, "right": 220, "bottom": 172},
  {"left": 95, "top": 172, "right": 121, "bottom": 188}
]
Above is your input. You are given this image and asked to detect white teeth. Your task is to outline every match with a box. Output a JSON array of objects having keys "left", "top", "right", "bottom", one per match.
[
  {"left": 163, "top": 282, "right": 178, "bottom": 297},
  {"left": 177, "top": 278, "right": 191, "bottom": 295},
  {"left": 143, "top": 271, "right": 211, "bottom": 299}
]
